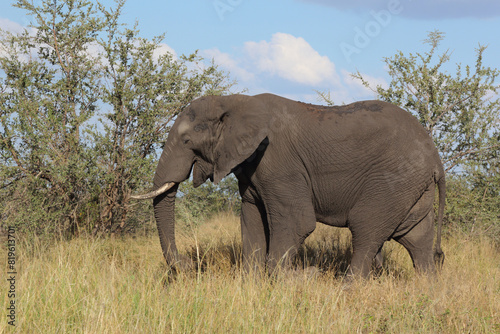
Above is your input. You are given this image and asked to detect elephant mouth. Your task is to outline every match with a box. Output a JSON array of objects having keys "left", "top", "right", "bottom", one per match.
[
  {"left": 131, "top": 158, "right": 198, "bottom": 200},
  {"left": 130, "top": 182, "right": 177, "bottom": 200}
]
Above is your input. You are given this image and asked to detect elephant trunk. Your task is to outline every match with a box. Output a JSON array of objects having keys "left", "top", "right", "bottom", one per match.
[
  {"left": 153, "top": 184, "right": 180, "bottom": 266},
  {"left": 149, "top": 143, "right": 195, "bottom": 269},
  {"left": 132, "top": 117, "right": 196, "bottom": 269}
]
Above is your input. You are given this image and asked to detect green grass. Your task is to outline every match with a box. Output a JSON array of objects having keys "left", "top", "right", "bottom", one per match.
[{"left": 2, "top": 213, "right": 499, "bottom": 333}]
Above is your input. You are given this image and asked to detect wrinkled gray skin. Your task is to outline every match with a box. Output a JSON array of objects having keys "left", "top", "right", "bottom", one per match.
[{"left": 140, "top": 93, "right": 445, "bottom": 278}]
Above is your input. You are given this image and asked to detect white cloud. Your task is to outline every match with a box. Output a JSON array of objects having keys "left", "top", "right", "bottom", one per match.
[
  {"left": 244, "top": 33, "right": 340, "bottom": 86},
  {"left": 0, "top": 19, "right": 39, "bottom": 61},
  {"left": 153, "top": 43, "right": 177, "bottom": 61},
  {"left": 0, "top": 18, "right": 25, "bottom": 34},
  {"left": 84, "top": 41, "right": 104, "bottom": 59},
  {"left": 0, "top": 18, "right": 37, "bottom": 37},
  {"left": 199, "top": 33, "right": 389, "bottom": 104},
  {"left": 203, "top": 48, "right": 254, "bottom": 82}
]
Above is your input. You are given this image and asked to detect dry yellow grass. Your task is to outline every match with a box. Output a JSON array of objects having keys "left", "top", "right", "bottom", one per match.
[{"left": 1, "top": 213, "right": 499, "bottom": 333}]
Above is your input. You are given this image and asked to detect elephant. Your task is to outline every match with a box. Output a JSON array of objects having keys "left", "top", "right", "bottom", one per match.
[{"left": 131, "top": 93, "right": 445, "bottom": 278}]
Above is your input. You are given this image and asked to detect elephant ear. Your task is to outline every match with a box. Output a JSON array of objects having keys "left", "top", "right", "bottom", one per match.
[{"left": 213, "top": 95, "right": 270, "bottom": 184}]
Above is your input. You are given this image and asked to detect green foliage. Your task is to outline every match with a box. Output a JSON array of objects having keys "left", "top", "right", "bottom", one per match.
[
  {"left": 0, "top": 0, "right": 235, "bottom": 236},
  {"left": 0, "top": 0, "right": 104, "bottom": 235},
  {"left": 445, "top": 173, "right": 500, "bottom": 244},
  {"left": 89, "top": 1, "right": 234, "bottom": 234},
  {"left": 176, "top": 176, "right": 241, "bottom": 229}
]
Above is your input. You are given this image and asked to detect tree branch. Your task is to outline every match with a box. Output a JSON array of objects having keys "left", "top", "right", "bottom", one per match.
[
  {"left": 52, "top": 9, "right": 70, "bottom": 77},
  {"left": 444, "top": 144, "right": 500, "bottom": 172}
]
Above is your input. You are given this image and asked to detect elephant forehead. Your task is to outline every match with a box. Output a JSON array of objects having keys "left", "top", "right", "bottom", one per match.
[{"left": 176, "top": 120, "right": 191, "bottom": 136}]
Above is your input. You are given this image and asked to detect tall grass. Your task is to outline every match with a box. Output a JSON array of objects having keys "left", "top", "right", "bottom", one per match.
[{"left": 2, "top": 213, "right": 499, "bottom": 333}]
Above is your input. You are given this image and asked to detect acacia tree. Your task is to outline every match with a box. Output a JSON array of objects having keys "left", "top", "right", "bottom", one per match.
[
  {"left": 0, "top": 0, "right": 234, "bottom": 235},
  {"left": 0, "top": 0, "right": 104, "bottom": 234},
  {"left": 91, "top": 0, "right": 234, "bottom": 234}
]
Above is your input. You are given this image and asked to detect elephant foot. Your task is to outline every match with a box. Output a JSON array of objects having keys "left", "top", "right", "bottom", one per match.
[
  {"left": 372, "top": 262, "right": 385, "bottom": 277},
  {"left": 304, "top": 266, "right": 321, "bottom": 279},
  {"left": 339, "top": 273, "right": 363, "bottom": 291},
  {"left": 165, "top": 253, "right": 194, "bottom": 273},
  {"left": 279, "top": 266, "right": 321, "bottom": 282},
  {"left": 339, "top": 279, "right": 354, "bottom": 292}
]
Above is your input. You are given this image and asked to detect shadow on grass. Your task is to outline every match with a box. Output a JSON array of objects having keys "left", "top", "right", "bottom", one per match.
[
  {"left": 185, "top": 240, "right": 243, "bottom": 274},
  {"left": 176, "top": 226, "right": 412, "bottom": 280},
  {"left": 181, "top": 231, "right": 355, "bottom": 278},
  {"left": 296, "top": 238, "right": 353, "bottom": 278}
]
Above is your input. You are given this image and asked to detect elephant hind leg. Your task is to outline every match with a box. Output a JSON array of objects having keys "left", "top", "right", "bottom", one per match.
[
  {"left": 349, "top": 239, "right": 387, "bottom": 278},
  {"left": 347, "top": 211, "right": 398, "bottom": 278},
  {"left": 373, "top": 246, "right": 384, "bottom": 274},
  {"left": 394, "top": 210, "right": 436, "bottom": 274},
  {"left": 348, "top": 215, "right": 400, "bottom": 278}
]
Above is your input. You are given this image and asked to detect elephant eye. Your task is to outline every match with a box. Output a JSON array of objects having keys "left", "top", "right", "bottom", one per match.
[{"left": 183, "top": 138, "right": 190, "bottom": 145}]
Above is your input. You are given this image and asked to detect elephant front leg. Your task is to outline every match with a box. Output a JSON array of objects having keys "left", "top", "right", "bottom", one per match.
[
  {"left": 265, "top": 202, "right": 317, "bottom": 275},
  {"left": 240, "top": 200, "right": 269, "bottom": 275}
]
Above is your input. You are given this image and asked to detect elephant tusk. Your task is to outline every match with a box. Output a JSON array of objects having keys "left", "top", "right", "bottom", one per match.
[{"left": 130, "top": 182, "right": 176, "bottom": 200}]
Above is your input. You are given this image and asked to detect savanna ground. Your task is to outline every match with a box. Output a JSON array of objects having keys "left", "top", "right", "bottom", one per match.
[{"left": 1, "top": 213, "right": 499, "bottom": 333}]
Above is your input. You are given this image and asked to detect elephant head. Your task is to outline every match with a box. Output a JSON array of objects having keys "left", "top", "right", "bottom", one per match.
[{"left": 131, "top": 94, "right": 271, "bottom": 267}]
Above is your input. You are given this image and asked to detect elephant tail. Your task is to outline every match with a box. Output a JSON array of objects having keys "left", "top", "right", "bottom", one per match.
[{"left": 434, "top": 173, "right": 446, "bottom": 268}]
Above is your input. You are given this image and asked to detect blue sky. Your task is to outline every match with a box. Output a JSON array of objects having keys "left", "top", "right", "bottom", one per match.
[{"left": 1, "top": 0, "right": 499, "bottom": 103}]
